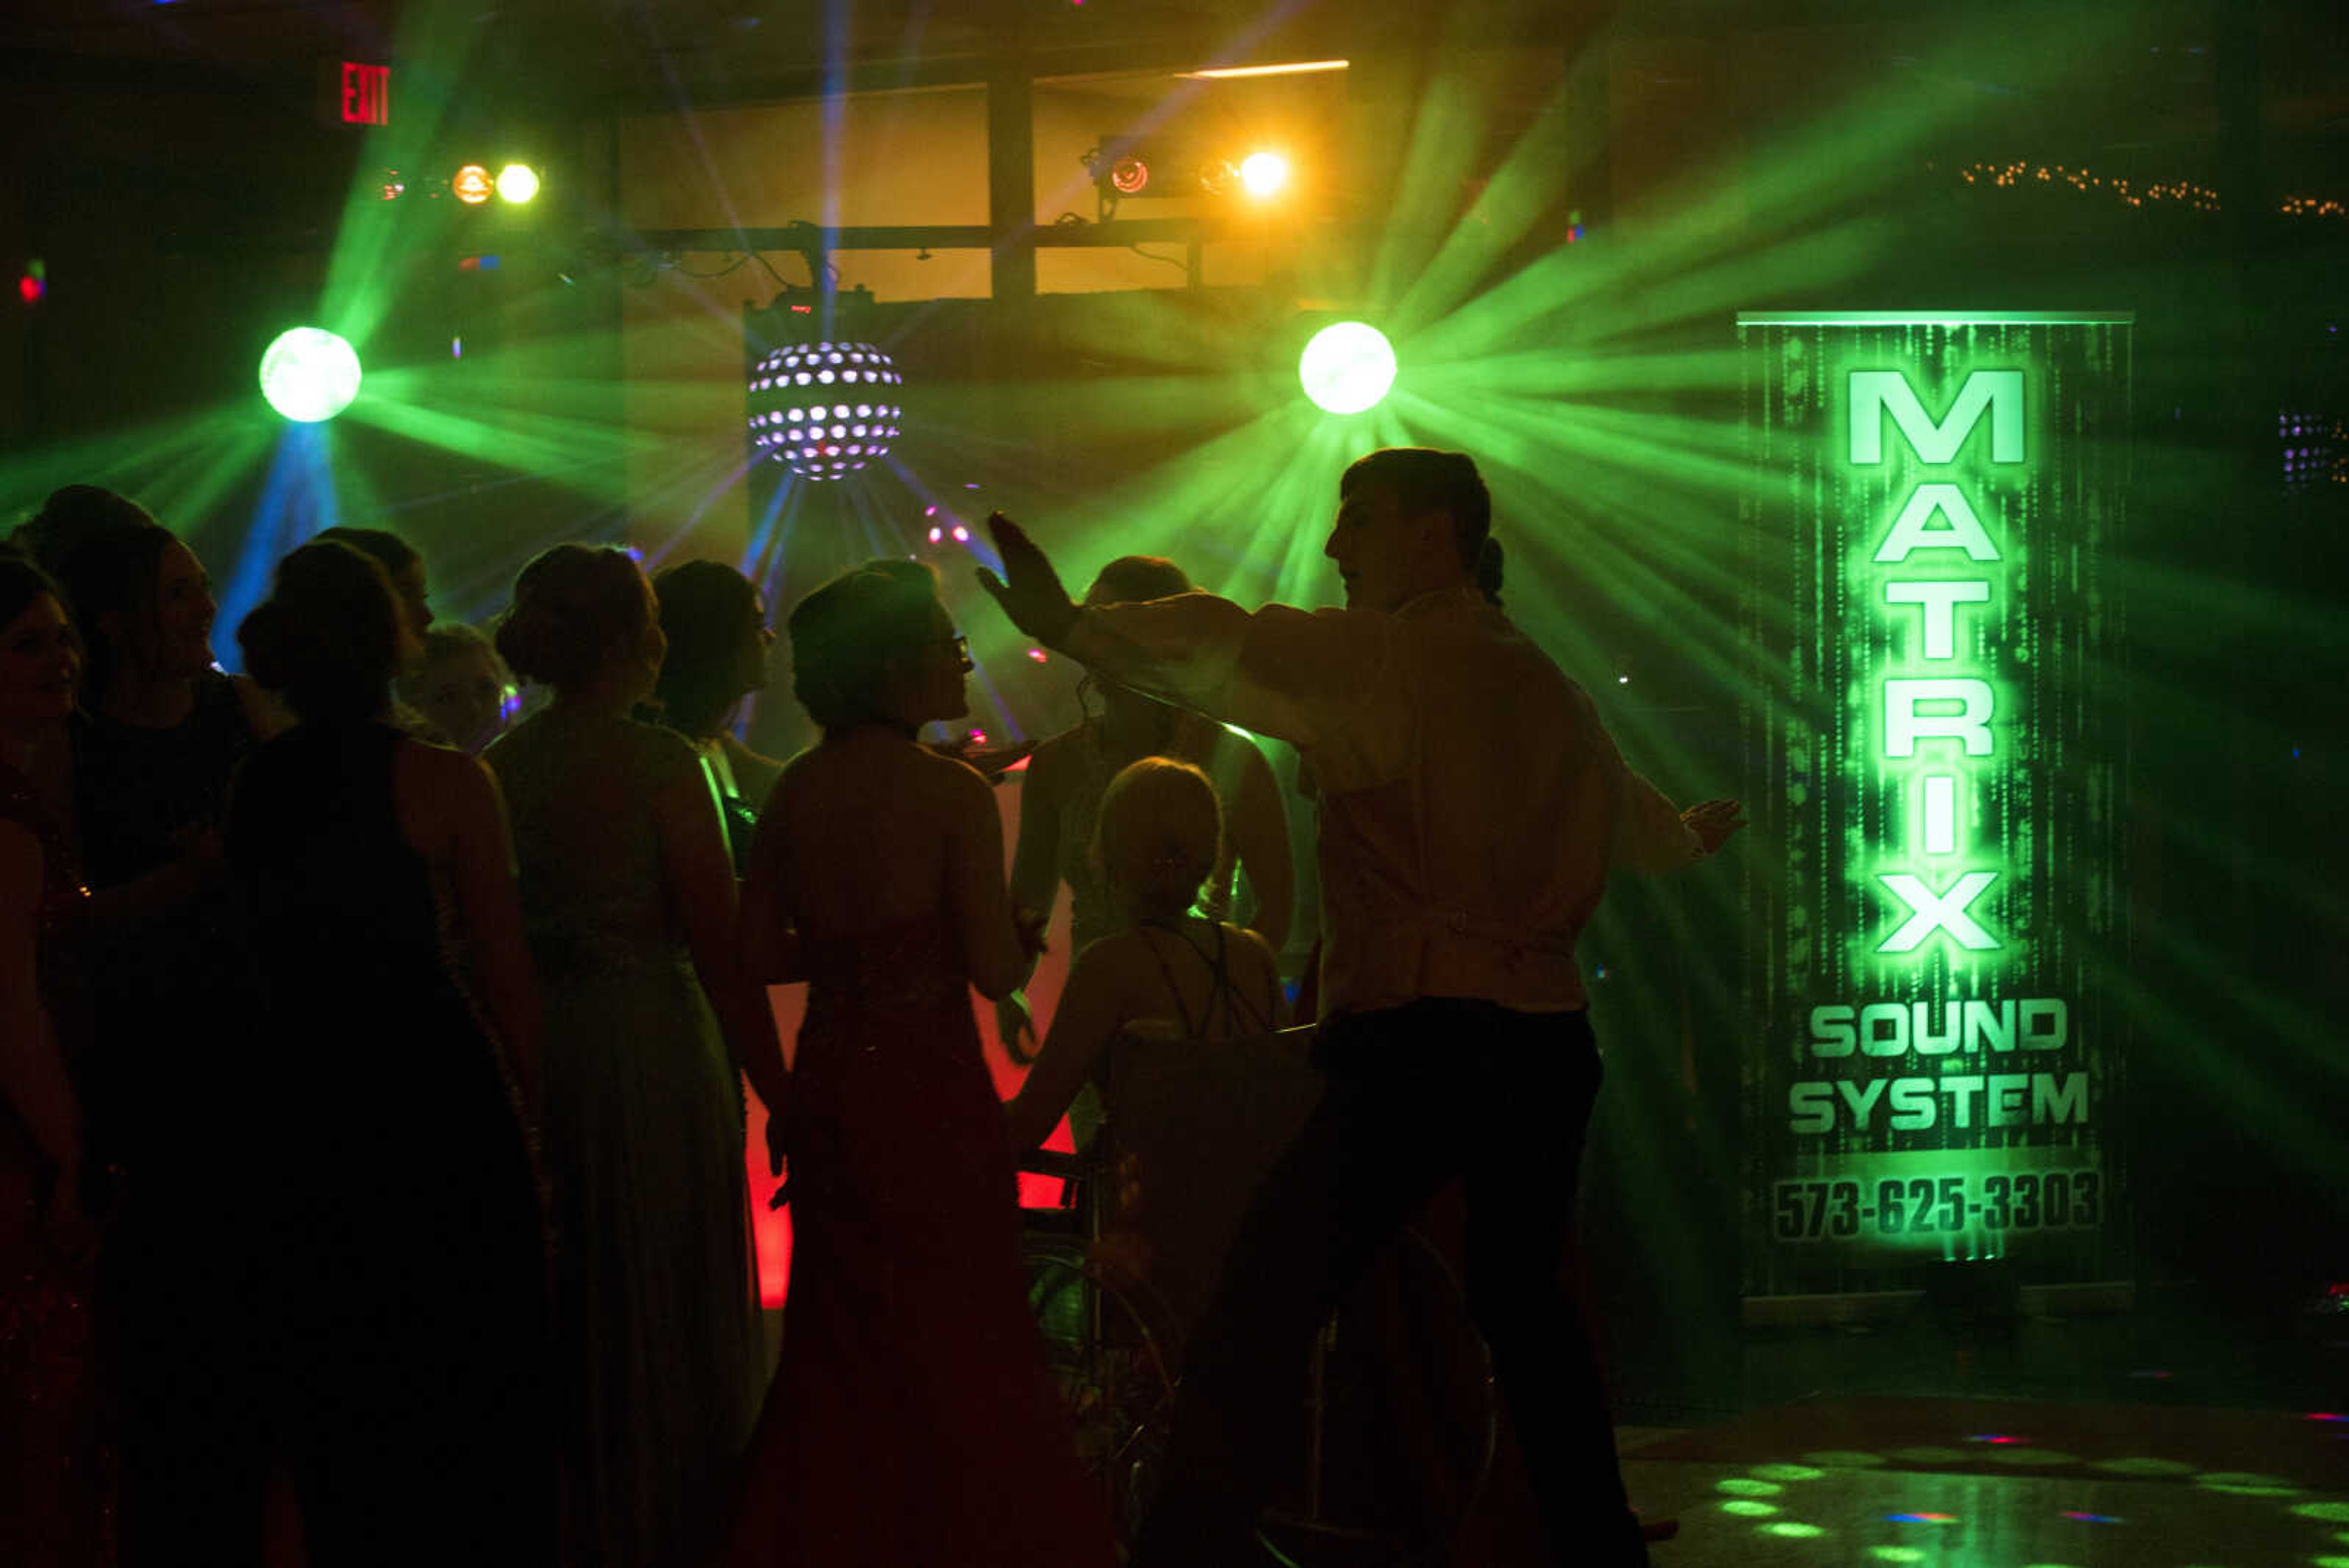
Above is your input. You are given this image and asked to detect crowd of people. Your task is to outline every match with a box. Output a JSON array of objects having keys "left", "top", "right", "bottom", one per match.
[{"left": 2, "top": 447, "right": 1739, "bottom": 1568}]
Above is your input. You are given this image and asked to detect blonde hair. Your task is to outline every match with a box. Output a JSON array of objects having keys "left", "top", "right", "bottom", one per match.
[{"left": 1093, "top": 757, "right": 1222, "bottom": 922}]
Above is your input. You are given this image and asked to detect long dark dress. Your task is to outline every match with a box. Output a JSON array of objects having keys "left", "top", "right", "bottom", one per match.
[
  {"left": 72, "top": 669, "right": 270, "bottom": 1561},
  {"left": 0, "top": 757, "right": 110, "bottom": 1567},
  {"left": 226, "top": 721, "right": 551, "bottom": 1566},
  {"left": 723, "top": 916, "right": 1115, "bottom": 1568}
]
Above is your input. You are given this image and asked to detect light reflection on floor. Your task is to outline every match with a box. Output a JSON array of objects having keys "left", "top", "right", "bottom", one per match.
[{"left": 1611, "top": 1411, "right": 2349, "bottom": 1568}]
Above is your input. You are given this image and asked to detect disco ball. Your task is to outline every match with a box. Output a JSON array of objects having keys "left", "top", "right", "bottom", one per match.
[{"left": 746, "top": 341, "right": 905, "bottom": 481}]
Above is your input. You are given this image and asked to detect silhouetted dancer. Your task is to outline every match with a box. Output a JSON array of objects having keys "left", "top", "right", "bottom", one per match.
[{"left": 979, "top": 448, "right": 1744, "bottom": 1567}]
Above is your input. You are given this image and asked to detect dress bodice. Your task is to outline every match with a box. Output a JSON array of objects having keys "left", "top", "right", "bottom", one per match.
[
  {"left": 488, "top": 712, "right": 702, "bottom": 978},
  {"left": 227, "top": 722, "right": 446, "bottom": 996},
  {"left": 799, "top": 913, "right": 971, "bottom": 1022},
  {"left": 74, "top": 669, "right": 253, "bottom": 891}
]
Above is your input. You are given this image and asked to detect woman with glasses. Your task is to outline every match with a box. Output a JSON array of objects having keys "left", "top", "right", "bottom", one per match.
[{"left": 723, "top": 559, "right": 1111, "bottom": 1568}]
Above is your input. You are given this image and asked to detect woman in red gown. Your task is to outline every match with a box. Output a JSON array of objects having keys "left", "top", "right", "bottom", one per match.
[{"left": 722, "top": 560, "right": 1112, "bottom": 1568}]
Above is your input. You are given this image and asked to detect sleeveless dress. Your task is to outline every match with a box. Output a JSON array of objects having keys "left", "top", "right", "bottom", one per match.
[
  {"left": 1091, "top": 921, "right": 1297, "bottom": 1345},
  {"left": 226, "top": 721, "right": 551, "bottom": 1564},
  {"left": 486, "top": 712, "right": 763, "bottom": 1568},
  {"left": 722, "top": 915, "right": 1115, "bottom": 1568}
]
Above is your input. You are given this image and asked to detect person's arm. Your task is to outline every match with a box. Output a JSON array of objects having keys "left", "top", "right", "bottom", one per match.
[
  {"left": 1063, "top": 595, "right": 1387, "bottom": 755},
  {"left": 994, "top": 739, "right": 1068, "bottom": 1060},
  {"left": 943, "top": 760, "right": 1033, "bottom": 1001},
  {"left": 230, "top": 671, "right": 293, "bottom": 741},
  {"left": 0, "top": 825, "right": 84, "bottom": 1194},
  {"left": 981, "top": 512, "right": 1382, "bottom": 753},
  {"left": 437, "top": 754, "right": 543, "bottom": 1104},
  {"left": 1236, "top": 925, "right": 1290, "bottom": 1032},
  {"left": 738, "top": 777, "right": 804, "bottom": 988},
  {"left": 1004, "top": 941, "right": 1130, "bottom": 1151},
  {"left": 651, "top": 745, "right": 791, "bottom": 1114},
  {"left": 80, "top": 828, "right": 221, "bottom": 931},
  {"left": 1225, "top": 738, "right": 1294, "bottom": 953}
]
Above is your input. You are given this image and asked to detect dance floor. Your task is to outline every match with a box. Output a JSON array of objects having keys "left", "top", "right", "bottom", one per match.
[{"left": 1612, "top": 1399, "right": 2349, "bottom": 1568}]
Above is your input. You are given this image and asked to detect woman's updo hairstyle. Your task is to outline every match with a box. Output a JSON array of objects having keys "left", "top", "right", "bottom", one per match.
[
  {"left": 496, "top": 544, "right": 649, "bottom": 691},
  {"left": 652, "top": 559, "right": 763, "bottom": 738},
  {"left": 314, "top": 526, "right": 420, "bottom": 579},
  {"left": 1093, "top": 756, "right": 1223, "bottom": 923},
  {"left": 237, "top": 539, "right": 402, "bottom": 721},
  {"left": 787, "top": 559, "right": 940, "bottom": 733}
]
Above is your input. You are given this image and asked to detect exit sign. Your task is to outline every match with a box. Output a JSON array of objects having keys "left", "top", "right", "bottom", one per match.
[{"left": 341, "top": 61, "right": 389, "bottom": 125}]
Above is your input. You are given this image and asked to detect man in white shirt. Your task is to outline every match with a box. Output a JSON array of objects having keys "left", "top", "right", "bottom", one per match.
[{"left": 981, "top": 448, "right": 1742, "bottom": 1567}]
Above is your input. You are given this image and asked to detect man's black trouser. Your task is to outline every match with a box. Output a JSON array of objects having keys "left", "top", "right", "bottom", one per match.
[{"left": 1130, "top": 997, "right": 1649, "bottom": 1567}]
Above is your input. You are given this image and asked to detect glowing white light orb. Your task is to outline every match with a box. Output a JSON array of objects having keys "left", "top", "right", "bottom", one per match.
[
  {"left": 746, "top": 341, "right": 904, "bottom": 480},
  {"left": 1297, "top": 321, "right": 1395, "bottom": 415},
  {"left": 258, "top": 327, "right": 362, "bottom": 422},
  {"left": 1239, "top": 152, "right": 1291, "bottom": 199},
  {"left": 495, "top": 163, "right": 541, "bottom": 204}
]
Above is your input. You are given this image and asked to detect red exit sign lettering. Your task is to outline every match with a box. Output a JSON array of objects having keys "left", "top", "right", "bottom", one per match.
[{"left": 341, "top": 62, "right": 390, "bottom": 125}]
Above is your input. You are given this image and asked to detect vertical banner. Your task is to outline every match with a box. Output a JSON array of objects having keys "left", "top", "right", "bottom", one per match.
[{"left": 1737, "top": 312, "right": 2131, "bottom": 1309}]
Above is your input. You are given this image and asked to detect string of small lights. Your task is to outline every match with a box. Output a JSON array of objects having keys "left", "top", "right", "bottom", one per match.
[{"left": 1958, "top": 161, "right": 2343, "bottom": 219}]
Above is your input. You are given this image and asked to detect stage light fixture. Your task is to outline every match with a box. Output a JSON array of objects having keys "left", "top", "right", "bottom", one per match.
[
  {"left": 1238, "top": 152, "right": 1290, "bottom": 199},
  {"left": 496, "top": 163, "right": 541, "bottom": 204},
  {"left": 1110, "top": 156, "right": 1151, "bottom": 196},
  {"left": 453, "top": 164, "right": 493, "bottom": 204},
  {"left": 746, "top": 342, "right": 904, "bottom": 482},
  {"left": 1297, "top": 322, "right": 1395, "bottom": 415},
  {"left": 259, "top": 327, "right": 362, "bottom": 423}
]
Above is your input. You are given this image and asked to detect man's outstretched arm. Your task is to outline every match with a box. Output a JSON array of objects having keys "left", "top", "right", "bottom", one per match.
[{"left": 979, "top": 511, "right": 1379, "bottom": 751}]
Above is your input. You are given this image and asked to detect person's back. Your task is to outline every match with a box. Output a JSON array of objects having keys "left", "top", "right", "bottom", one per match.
[
  {"left": 724, "top": 558, "right": 1114, "bottom": 1568},
  {"left": 236, "top": 723, "right": 464, "bottom": 1016},
  {"left": 768, "top": 729, "right": 972, "bottom": 942},
  {"left": 227, "top": 539, "right": 551, "bottom": 1567},
  {"left": 1321, "top": 590, "right": 1620, "bottom": 1011},
  {"left": 485, "top": 543, "right": 767, "bottom": 1568},
  {"left": 1006, "top": 759, "right": 1286, "bottom": 1153},
  {"left": 489, "top": 711, "right": 697, "bottom": 969}
]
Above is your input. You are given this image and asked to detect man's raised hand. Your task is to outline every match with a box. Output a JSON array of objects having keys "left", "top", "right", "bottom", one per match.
[
  {"left": 1683, "top": 798, "right": 1748, "bottom": 856},
  {"left": 975, "top": 511, "right": 1081, "bottom": 649}
]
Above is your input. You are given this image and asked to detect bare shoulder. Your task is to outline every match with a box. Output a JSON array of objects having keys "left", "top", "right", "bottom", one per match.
[
  {"left": 917, "top": 740, "right": 996, "bottom": 806},
  {"left": 1229, "top": 921, "right": 1280, "bottom": 968},
  {"left": 392, "top": 737, "right": 499, "bottom": 831},
  {"left": 1066, "top": 926, "right": 1153, "bottom": 1000},
  {"left": 400, "top": 734, "right": 484, "bottom": 784},
  {"left": 628, "top": 718, "right": 704, "bottom": 781}
]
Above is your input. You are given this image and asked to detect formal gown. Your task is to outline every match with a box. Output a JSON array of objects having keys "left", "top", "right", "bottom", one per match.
[
  {"left": 486, "top": 710, "right": 763, "bottom": 1568},
  {"left": 0, "top": 756, "right": 110, "bottom": 1567},
  {"left": 72, "top": 669, "right": 271, "bottom": 1562},
  {"left": 225, "top": 720, "right": 551, "bottom": 1565},
  {"left": 722, "top": 915, "right": 1115, "bottom": 1568}
]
